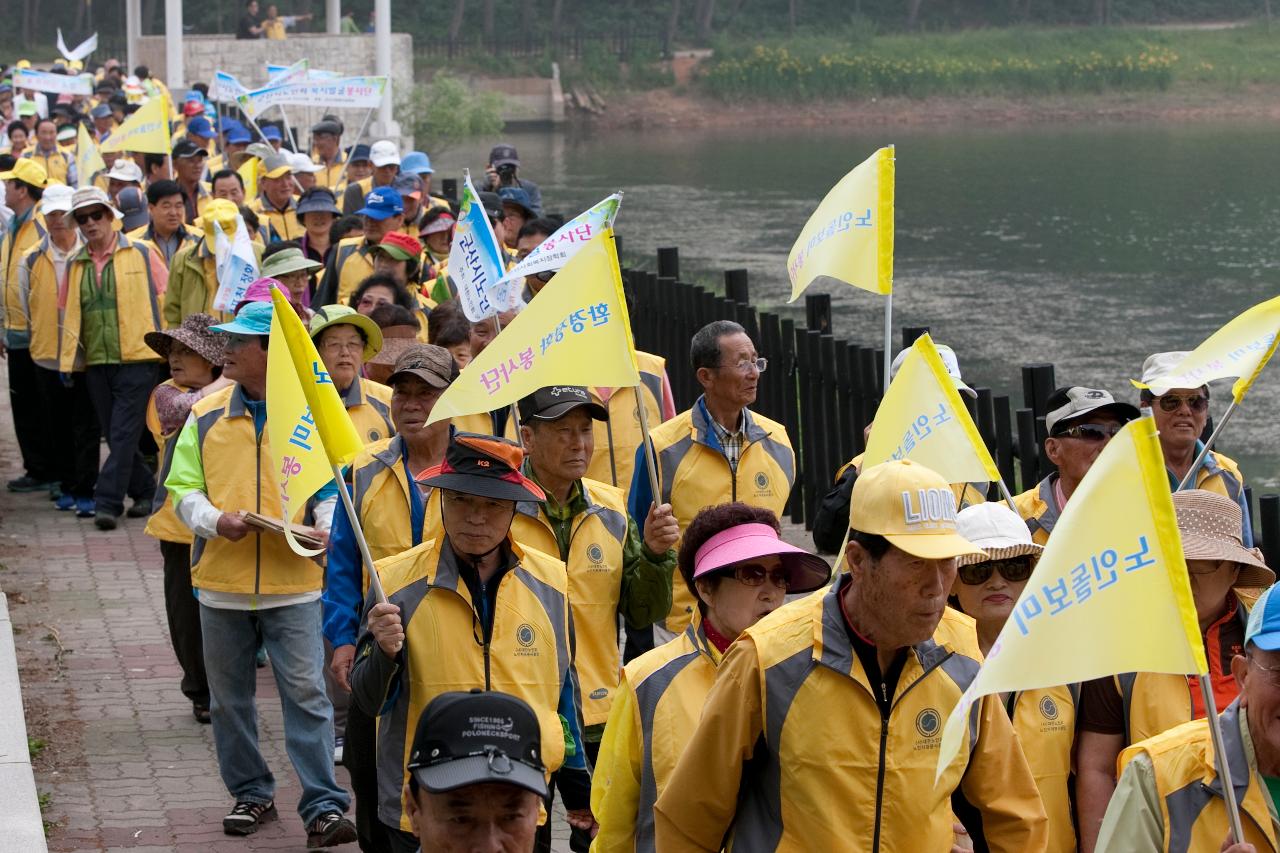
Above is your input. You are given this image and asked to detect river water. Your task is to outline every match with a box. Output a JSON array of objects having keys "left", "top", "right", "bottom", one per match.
[{"left": 440, "top": 121, "right": 1280, "bottom": 487}]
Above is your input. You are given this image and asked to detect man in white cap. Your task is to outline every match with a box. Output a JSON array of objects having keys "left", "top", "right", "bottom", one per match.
[
  {"left": 1012, "top": 385, "right": 1139, "bottom": 545},
  {"left": 105, "top": 157, "right": 144, "bottom": 202},
  {"left": 654, "top": 459, "right": 1048, "bottom": 851},
  {"left": 1139, "top": 350, "right": 1252, "bottom": 546},
  {"left": 60, "top": 186, "right": 169, "bottom": 530},
  {"left": 342, "top": 139, "right": 399, "bottom": 215},
  {"left": 289, "top": 151, "right": 324, "bottom": 193}
]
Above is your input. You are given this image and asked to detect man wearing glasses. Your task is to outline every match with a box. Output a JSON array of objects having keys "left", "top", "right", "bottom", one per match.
[
  {"left": 1140, "top": 350, "right": 1253, "bottom": 546},
  {"left": 1012, "top": 386, "right": 1139, "bottom": 545},
  {"left": 629, "top": 320, "right": 795, "bottom": 649}
]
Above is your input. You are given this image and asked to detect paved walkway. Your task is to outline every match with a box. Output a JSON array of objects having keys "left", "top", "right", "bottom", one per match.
[{"left": 0, "top": 377, "right": 571, "bottom": 851}]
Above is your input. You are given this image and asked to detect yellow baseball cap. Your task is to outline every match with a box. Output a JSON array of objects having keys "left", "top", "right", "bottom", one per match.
[
  {"left": 0, "top": 158, "right": 49, "bottom": 189},
  {"left": 849, "top": 460, "right": 986, "bottom": 560},
  {"left": 200, "top": 198, "right": 240, "bottom": 243}
]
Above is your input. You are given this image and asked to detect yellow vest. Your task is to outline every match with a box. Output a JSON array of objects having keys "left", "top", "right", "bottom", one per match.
[
  {"left": 1009, "top": 685, "right": 1078, "bottom": 853},
  {"left": 2, "top": 212, "right": 46, "bottom": 333},
  {"left": 348, "top": 435, "right": 442, "bottom": 567},
  {"left": 341, "top": 378, "right": 394, "bottom": 445},
  {"left": 329, "top": 236, "right": 374, "bottom": 305},
  {"left": 313, "top": 153, "right": 347, "bottom": 190},
  {"left": 372, "top": 536, "right": 572, "bottom": 832},
  {"left": 19, "top": 237, "right": 61, "bottom": 364},
  {"left": 24, "top": 148, "right": 71, "bottom": 184},
  {"left": 144, "top": 379, "right": 195, "bottom": 544},
  {"left": 512, "top": 477, "right": 630, "bottom": 726},
  {"left": 187, "top": 384, "right": 324, "bottom": 594},
  {"left": 59, "top": 235, "right": 163, "bottom": 372},
  {"left": 585, "top": 351, "right": 667, "bottom": 491},
  {"left": 251, "top": 195, "right": 303, "bottom": 242},
  {"left": 1013, "top": 476, "right": 1058, "bottom": 545},
  {"left": 648, "top": 400, "right": 795, "bottom": 633}
]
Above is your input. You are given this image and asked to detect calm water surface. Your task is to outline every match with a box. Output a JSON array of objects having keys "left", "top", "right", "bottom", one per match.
[{"left": 439, "top": 121, "right": 1280, "bottom": 486}]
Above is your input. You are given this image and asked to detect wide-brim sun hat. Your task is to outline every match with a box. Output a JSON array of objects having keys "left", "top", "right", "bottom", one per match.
[
  {"left": 260, "top": 247, "right": 323, "bottom": 279},
  {"left": 954, "top": 502, "right": 1043, "bottom": 568},
  {"left": 144, "top": 312, "right": 226, "bottom": 365},
  {"left": 1173, "top": 489, "right": 1274, "bottom": 588},
  {"left": 308, "top": 304, "right": 384, "bottom": 362},
  {"left": 416, "top": 433, "right": 545, "bottom": 503},
  {"left": 693, "top": 522, "right": 831, "bottom": 594}
]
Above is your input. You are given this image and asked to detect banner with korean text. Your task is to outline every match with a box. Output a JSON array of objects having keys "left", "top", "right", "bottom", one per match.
[
  {"left": 428, "top": 229, "right": 639, "bottom": 424},
  {"left": 12, "top": 68, "right": 93, "bottom": 97},
  {"left": 493, "top": 192, "right": 622, "bottom": 289},
  {"left": 450, "top": 172, "right": 507, "bottom": 322},
  {"left": 236, "top": 76, "right": 387, "bottom": 119}
]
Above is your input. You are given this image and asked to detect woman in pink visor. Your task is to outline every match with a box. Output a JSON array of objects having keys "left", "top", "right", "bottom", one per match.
[{"left": 589, "top": 502, "right": 830, "bottom": 853}]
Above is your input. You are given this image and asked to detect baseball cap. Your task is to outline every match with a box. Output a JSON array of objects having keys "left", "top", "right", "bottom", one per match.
[
  {"left": 288, "top": 152, "right": 323, "bottom": 174},
  {"left": 261, "top": 125, "right": 282, "bottom": 142},
  {"left": 357, "top": 187, "right": 404, "bottom": 220},
  {"left": 40, "top": 183, "right": 75, "bottom": 216},
  {"left": 225, "top": 127, "right": 252, "bottom": 145},
  {"left": 374, "top": 231, "right": 422, "bottom": 262},
  {"left": 518, "top": 386, "right": 607, "bottom": 423},
  {"left": 400, "top": 150, "right": 433, "bottom": 175},
  {"left": 370, "top": 139, "right": 400, "bottom": 168},
  {"left": 489, "top": 144, "right": 519, "bottom": 168},
  {"left": 308, "top": 304, "right": 384, "bottom": 362},
  {"left": 348, "top": 143, "right": 372, "bottom": 164},
  {"left": 392, "top": 171, "right": 423, "bottom": 200},
  {"left": 186, "top": 116, "right": 216, "bottom": 139},
  {"left": 406, "top": 690, "right": 548, "bottom": 798},
  {"left": 1139, "top": 351, "right": 1202, "bottom": 396},
  {"left": 182, "top": 100, "right": 204, "bottom": 117},
  {"left": 498, "top": 186, "right": 535, "bottom": 219},
  {"left": 16, "top": 101, "right": 37, "bottom": 117},
  {"left": 172, "top": 140, "right": 208, "bottom": 160},
  {"left": 212, "top": 301, "right": 274, "bottom": 336},
  {"left": 1246, "top": 584, "right": 1280, "bottom": 651},
  {"left": 261, "top": 151, "right": 292, "bottom": 180},
  {"left": 90, "top": 104, "right": 112, "bottom": 120},
  {"left": 116, "top": 187, "right": 149, "bottom": 231},
  {"left": 0, "top": 157, "right": 48, "bottom": 188},
  {"left": 388, "top": 344, "right": 459, "bottom": 390},
  {"left": 106, "top": 158, "right": 143, "bottom": 183},
  {"left": 890, "top": 342, "right": 975, "bottom": 399},
  {"left": 478, "top": 191, "right": 504, "bottom": 220},
  {"left": 1044, "top": 386, "right": 1140, "bottom": 436},
  {"left": 848, "top": 460, "right": 985, "bottom": 560}
]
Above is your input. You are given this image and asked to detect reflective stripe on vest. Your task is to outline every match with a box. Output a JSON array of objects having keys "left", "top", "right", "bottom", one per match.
[{"left": 1164, "top": 702, "right": 1252, "bottom": 853}]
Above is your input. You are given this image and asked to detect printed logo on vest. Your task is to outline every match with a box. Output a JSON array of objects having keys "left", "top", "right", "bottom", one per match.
[
  {"left": 1039, "top": 696, "right": 1059, "bottom": 721},
  {"left": 368, "top": 429, "right": 381, "bottom": 442},
  {"left": 914, "top": 707, "right": 942, "bottom": 751},
  {"left": 516, "top": 624, "right": 535, "bottom": 647},
  {"left": 589, "top": 688, "right": 608, "bottom": 701},
  {"left": 587, "top": 544, "right": 604, "bottom": 564}
]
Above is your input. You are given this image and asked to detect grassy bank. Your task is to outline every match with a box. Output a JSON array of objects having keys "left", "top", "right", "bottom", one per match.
[{"left": 700, "top": 23, "right": 1280, "bottom": 101}]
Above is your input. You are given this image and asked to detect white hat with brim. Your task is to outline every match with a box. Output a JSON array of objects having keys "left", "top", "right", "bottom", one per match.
[
  {"left": 1140, "top": 351, "right": 1198, "bottom": 396},
  {"left": 40, "top": 184, "right": 75, "bottom": 216},
  {"left": 890, "top": 342, "right": 977, "bottom": 399},
  {"left": 70, "top": 186, "right": 122, "bottom": 220},
  {"left": 954, "top": 502, "right": 1043, "bottom": 567}
]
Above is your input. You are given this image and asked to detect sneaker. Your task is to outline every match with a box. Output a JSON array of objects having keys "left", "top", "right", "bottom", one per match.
[
  {"left": 126, "top": 499, "right": 153, "bottom": 518},
  {"left": 192, "top": 702, "right": 211, "bottom": 724},
  {"left": 256, "top": 646, "right": 269, "bottom": 668},
  {"left": 305, "top": 812, "right": 356, "bottom": 848},
  {"left": 54, "top": 494, "right": 75, "bottom": 511},
  {"left": 7, "top": 475, "right": 55, "bottom": 493},
  {"left": 333, "top": 736, "right": 344, "bottom": 765},
  {"left": 93, "top": 511, "right": 118, "bottom": 531},
  {"left": 223, "top": 800, "right": 277, "bottom": 836},
  {"left": 48, "top": 484, "right": 63, "bottom": 501},
  {"left": 74, "top": 498, "right": 95, "bottom": 519}
]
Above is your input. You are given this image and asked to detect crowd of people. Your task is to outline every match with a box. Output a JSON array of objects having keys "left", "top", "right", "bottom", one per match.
[{"left": 0, "top": 55, "right": 1276, "bottom": 853}]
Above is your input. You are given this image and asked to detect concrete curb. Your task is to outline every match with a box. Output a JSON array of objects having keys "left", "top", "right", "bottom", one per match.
[{"left": 0, "top": 592, "right": 49, "bottom": 852}]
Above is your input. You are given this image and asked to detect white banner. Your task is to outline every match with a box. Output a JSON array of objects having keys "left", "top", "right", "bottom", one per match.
[
  {"left": 212, "top": 218, "right": 261, "bottom": 313},
  {"left": 12, "top": 68, "right": 93, "bottom": 97},
  {"left": 210, "top": 71, "right": 249, "bottom": 104},
  {"left": 236, "top": 76, "right": 387, "bottom": 118},
  {"left": 495, "top": 193, "right": 622, "bottom": 288},
  {"left": 265, "top": 58, "right": 309, "bottom": 86},
  {"left": 267, "top": 63, "right": 341, "bottom": 81},
  {"left": 56, "top": 29, "right": 98, "bottom": 62},
  {"left": 450, "top": 172, "right": 508, "bottom": 322}
]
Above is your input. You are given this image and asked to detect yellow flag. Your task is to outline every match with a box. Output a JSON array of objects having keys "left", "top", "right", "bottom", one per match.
[
  {"left": 1134, "top": 294, "right": 1280, "bottom": 403},
  {"left": 75, "top": 123, "right": 105, "bottom": 189},
  {"left": 862, "top": 333, "right": 999, "bottom": 484},
  {"left": 99, "top": 97, "right": 171, "bottom": 154},
  {"left": 427, "top": 229, "right": 640, "bottom": 425},
  {"left": 787, "top": 145, "right": 894, "bottom": 301},
  {"left": 935, "top": 416, "right": 1205, "bottom": 780},
  {"left": 238, "top": 157, "right": 259, "bottom": 201}
]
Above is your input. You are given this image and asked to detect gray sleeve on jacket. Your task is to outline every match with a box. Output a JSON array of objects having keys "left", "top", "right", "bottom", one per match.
[{"left": 349, "top": 628, "right": 403, "bottom": 717}]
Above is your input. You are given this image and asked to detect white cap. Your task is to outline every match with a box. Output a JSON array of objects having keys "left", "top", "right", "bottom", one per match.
[
  {"left": 40, "top": 183, "right": 74, "bottom": 216},
  {"left": 890, "top": 341, "right": 976, "bottom": 399},
  {"left": 954, "top": 503, "right": 1042, "bottom": 567},
  {"left": 369, "top": 140, "right": 400, "bottom": 168},
  {"left": 105, "top": 158, "right": 143, "bottom": 183},
  {"left": 288, "top": 152, "right": 324, "bottom": 174},
  {"left": 1140, "top": 351, "right": 1196, "bottom": 396}
]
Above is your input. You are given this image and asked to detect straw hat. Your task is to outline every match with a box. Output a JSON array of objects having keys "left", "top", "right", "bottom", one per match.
[
  {"left": 954, "top": 503, "right": 1043, "bottom": 568},
  {"left": 1173, "top": 490, "right": 1274, "bottom": 588}
]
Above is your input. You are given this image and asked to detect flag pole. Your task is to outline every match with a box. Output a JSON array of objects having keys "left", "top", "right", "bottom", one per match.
[
  {"left": 333, "top": 106, "right": 375, "bottom": 189},
  {"left": 995, "top": 479, "right": 1020, "bottom": 515},
  {"left": 1198, "top": 675, "right": 1246, "bottom": 844},
  {"left": 882, "top": 291, "right": 893, "bottom": 393},
  {"left": 490, "top": 312, "right": 524, "bottom": 447},
  {"left": 331, "top": 466, "right": 387, "bottom": 605},
  {"left": 1177, "top": 399, "right": 1239, "bottom": 491},
  {"left": 634, "top": 382, "right": 663, "bottom": 517}
]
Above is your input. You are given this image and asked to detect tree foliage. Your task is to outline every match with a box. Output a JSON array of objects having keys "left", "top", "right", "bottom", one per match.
[{"left": 397, "top": 71, "right": 505, "bottom": 155}]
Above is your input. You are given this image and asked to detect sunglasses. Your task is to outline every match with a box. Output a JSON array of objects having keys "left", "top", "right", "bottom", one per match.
[
  {"left": 1157, "top": 394, "right": 1209, "bottom": 413},
  {"left": 730, "top": 563, "right": 791, "bottom": 590},
  {"left": 73, "top": 207, "right": 109, "bottom": 225},
  {"left": 1053, "top": 423, "right": 1123, "bottom": 442},
  {"left": 957, "top": 557, "right": 1035, "bottom": 586}
]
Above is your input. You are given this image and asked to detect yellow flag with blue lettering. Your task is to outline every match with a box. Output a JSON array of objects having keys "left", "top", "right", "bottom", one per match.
[
  {"left": 935, "top": 416, "right": 1205, "bottom": 780},
  {"left": 427, "top": 229, "right": 639, "bottom": 425},
  {"left": 862, "top": 333, "right": 999, "bottom": 485},
  {"left": 787, "top": 145, "right": 894, "bottom": 301},
  {"left": 99, "top": 96, "right": 171, "bottom": 154}
]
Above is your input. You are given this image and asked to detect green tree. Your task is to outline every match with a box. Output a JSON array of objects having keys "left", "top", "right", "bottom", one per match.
[{"left": 399, "top": 72, "right": 505, "bottom": 155}]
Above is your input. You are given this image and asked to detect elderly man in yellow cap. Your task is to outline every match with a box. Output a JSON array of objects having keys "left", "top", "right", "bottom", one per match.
[
  {"left": 164, "top": 199, "right": 265, "bottom": 327},
  {"left": 654, "top": 459, "right": 1049, "bottom": 852},
  {"left": 249, "top": 151, "right": 302, "bottom": 242}
]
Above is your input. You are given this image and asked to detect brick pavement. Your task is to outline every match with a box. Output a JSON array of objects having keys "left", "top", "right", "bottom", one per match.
[{"left": 0, "top": 373, "right": 572, "bottom": 852}]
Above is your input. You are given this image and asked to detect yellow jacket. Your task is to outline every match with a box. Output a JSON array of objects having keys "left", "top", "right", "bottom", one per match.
[
  {"left": 1008, "top": 686, "right": 1078, "bottom": 853},
  {"left": 2, "top": 211, "right": 46, "bottom": 333},
  {"left": 348, "top": 435, "right": 440, "bottom": 563},
  {"left": 162, "top": 236, "right": 264, "bottom": 327},
  {"left": 640, "top": 399, "right": 795, "bottom": 634},
  {"left": 1013, "top": 475, "right": 1058, "bottom": 545},
  {"left": 512, "top": 478, "right": 631, "bottom": 727},
  {"left": 24, "top": 148, "right": 72, "bottom": 185},
  {"left": 18, "top": 236, "right": 62, "bottom": 365},
  {"left": 340, "top": 377, "right": 394, "bottom": 445},
  {"left": 250, "top": 195, "right": 303, "bottom": 243},
  {"left": 59, "top": 234, "right": 164, "bottom": 372},
  {"left": 144, "top": 379, "right": 195, "bottom": 545},
  {"left": 591, "top": 622, "right": 721, "bottom": 853},
  {"left": 319, "top": 235, "right": 375, "bottom": 306},
  {"left": 652, "top": 582, "right": 1049, "bottom": 852},
  {"left": 182, "top": 384, "right": 323, "bottom": 594},
  {"left": 586, "top": 351, "right": 668, "bottom": 491},
  {"left": 126, "top": 222, "right": 202, "bottom": 265},
  {"left": 313, "top": 153, "right": 347, "bottom": 190},
  {"left": 365, "top": 536, "right": 574, "bottom": 832}
]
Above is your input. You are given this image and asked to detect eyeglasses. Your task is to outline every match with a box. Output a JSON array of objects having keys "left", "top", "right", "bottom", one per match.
[
  {"left": 957, "top": 557, "right": 1035, "bottom": 586},
  {"left": 73, "top": 208, "right": 109, "bottom": 225},
  {"left": 1053, "top": 423, "right": 1123, "bottom": 442},
  {"left": 321, "top": 338, "right": 364, "bottom": 355},
  {"left": 731, "top": 563, "right": 791, "bottom": 590},
  {"left": 721, "top": 357, "right": 767, "bottom": 375},
  {"left": 1157, "top": 394, "right": 1209, "bottom": 413},
  {"left": 1249, "top": 655, "right": 1280, "bottom": 688}
]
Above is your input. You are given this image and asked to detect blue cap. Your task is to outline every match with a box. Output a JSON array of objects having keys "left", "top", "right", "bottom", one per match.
[
  {"left": 187, "top": 116, "right": 216, "bottom": 139},
  {"left": 226, "top": 127, "right": 252, "bottom": 145},
  {"left": 220, "top": 117, "right": 245, "bottom": 133},
  {"left": 356, "top": 187, "right": 404, "bottom": 220},
  {"left": 1247, "top": 586, "right": 1280, "bottom": 651},
  {"left": 498, "top": 186, "right": 535, "bottom": 218},
  {"left": 400, "top": 151, "right": 433, "bottom": 175},
  {"left": 211, "top": 301, "right": 274, "bottom": 336},
  {"left": 90, "top": 104, "right": 112, "bottom": 120},
  {"left": 261, "top": 126, "right": 282, "bottom": 142},
  {"left": 349, "top": 143, "right": 371, "bottom": 163}
]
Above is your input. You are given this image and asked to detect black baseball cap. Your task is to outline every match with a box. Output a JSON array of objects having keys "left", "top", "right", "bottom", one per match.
[
  {"left": 172, "top": 140, "right": 208, "bottom": 160},
  {"left": 518, "top": 386, "right": 607, "bottom": 423},
  {"left": 489, "top": 144, "right": 519, "bottom": 168},
  {"left": 406, "top": 690, "right": 548, "bottom": 797}
]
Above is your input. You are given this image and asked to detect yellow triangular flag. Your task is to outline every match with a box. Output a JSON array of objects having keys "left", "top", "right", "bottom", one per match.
[
  {"left": 75, "top": 123, "right": 105, "bottom": 189},
  {"left": 935, "top": 416, "right": 1205, "bottom": 780},
  {"left": 427, "top": 229, "right": 640, "bottom": 425},
  {"left": 862, "top": 333, "right": 999, "bottom": 484},
  {"left": 787, "top": 145, "right": 894, "bottom": 301},
  {"left": 1133, "top": 295, "right": 1280, "bottom": 403},
  {"left": 237, "top": 156, "right": 258, "bottom": 201},
  {"left": 99, "top": 97, "right": 171, "bottom": 154}
]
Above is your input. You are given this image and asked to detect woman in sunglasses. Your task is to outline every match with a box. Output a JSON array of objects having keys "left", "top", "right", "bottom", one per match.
[
  {"left": 590, "top": 503, "right": 830, "bottom": 852},
  {"left": 950, "top": 503, "right": 1077, "bottom": 853}
]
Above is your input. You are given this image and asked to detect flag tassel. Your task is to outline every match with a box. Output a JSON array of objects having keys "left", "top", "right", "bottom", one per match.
[
  {"left": 1198, "top": 673, "right": 1246, "bottom": 844},
  {"left": 1177, "top": 400, "right": 1239, "bottom": 491},
  {"left": 332, "top": 465, "right": 387, "bottom": 605}
]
